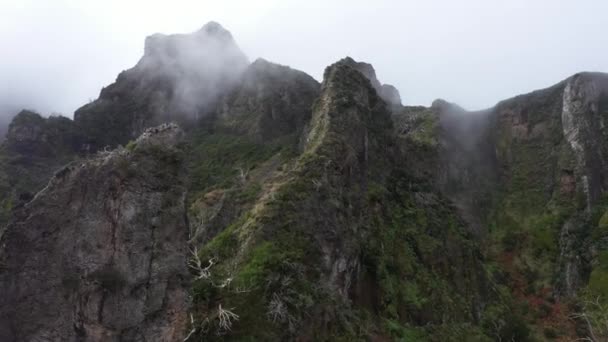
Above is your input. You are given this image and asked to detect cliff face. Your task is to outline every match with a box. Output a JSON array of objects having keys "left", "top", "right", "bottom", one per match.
[
  {"left": 2, "top": 21, "right": 608, "bottom": 341},
  {"left": 183, "top": 59, "right": 489, "bottom": 341},
  {"left": 422, "top": 72, "right": 608, "bottom": 338},
  {"left": 488, "top": 72, "right": 608, "bottom": 298},
  {"left": 0, "top": 124, "right": 189, "bottom": 341},
  {"left": 74, "top": 22, "right": 249, "bottom": 150},
  {"left": 338, "top": 57, "right": 403, "bottom": 108},
  {"left": 214, "top": 58, "right": 320, "bottom": 142},
  {"left": 0, "top": 110, "right": 82, "bottom": 227}
]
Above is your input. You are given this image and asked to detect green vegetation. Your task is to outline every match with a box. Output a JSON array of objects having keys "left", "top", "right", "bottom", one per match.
[
  {"left": 188, "top": 132, "right": 292, "bottom": 195},
  {"left": 185, "top": 67, "right": 498, "bottom": 339},
  {"left": 125, "top": 140, "right": 137, "bottom": 151},
  {"left": 403, "top": 110, "right": 439, "bottom": 147}
]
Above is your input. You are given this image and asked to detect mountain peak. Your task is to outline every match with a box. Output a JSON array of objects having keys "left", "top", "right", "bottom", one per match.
[
  {"left": 143, "top": 21, "right": 244, "bottom": 61},
  {"left": 335, "top": 56, "right": 402, "bottom": 107},
  {"left": 197, "top": 21, "right": 230, "bottom": 36}
]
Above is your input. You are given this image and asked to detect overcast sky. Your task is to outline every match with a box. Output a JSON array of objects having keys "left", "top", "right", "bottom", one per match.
[{"left": 1, "top": 0, "right": 607, "bottom": 118}]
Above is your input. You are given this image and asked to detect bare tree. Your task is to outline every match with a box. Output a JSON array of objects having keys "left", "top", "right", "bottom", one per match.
[
  {"left": 235, "top": 167, "right": 248, "bottom": 185},
  {"left": 218, "top": 304, "right": 239, "bottom": 333},
  {"left": 570, "top": 296, "right": 608, "bottom": 342},
  {"left": 188, "top": 246, "right": 216, "bottom": 279},
  {"left": 183, "top": 314, "right": 197, "bottom": 341}
]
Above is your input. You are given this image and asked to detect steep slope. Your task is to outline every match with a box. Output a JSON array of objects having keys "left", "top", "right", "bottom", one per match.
[
  {"left": 0, "top": 110, "right": 81, "bottom": 226},
  {"left": 338, "top": 57, "right": 403, "bottom": 108},
  {"left": 3, "top": 20, "right": 608, "bottom": 341},
  {"left": 74, "top": 22, "right": 249, "bottom": 150},
  {"left": 0, "top": 104, "right": 20, "bottom": 142},
  {"left": 489, "top": 73, "right": 608, "bottom": 292},
  {"left": 0, "top": 124, "right": 189, "bottom": 341},
  {"left": 214, "top": 58, "right": 321, "bottom": 142},
  {"left": 186, "top": 58, "right": 493, "bottom": 341},
  {"left": 0, "top": 117, "right": 8, "bottom": 142},
  {"left": 412, "top": 72, "right": 608, "bottom": 339}
]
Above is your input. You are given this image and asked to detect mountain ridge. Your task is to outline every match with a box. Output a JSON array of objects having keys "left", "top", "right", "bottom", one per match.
[{"left": 1, "top": 22, "right": 608, "bottom": 341}]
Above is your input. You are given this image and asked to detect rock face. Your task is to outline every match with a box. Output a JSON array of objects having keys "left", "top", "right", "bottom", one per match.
[
  {"left": 4, "top": 20, "right": 608, "bottom": 341},
  {"left": 74, "top": 22, "right": 249, "bottom": 150},
  {"left": 0, "top": 124, "right": 189, "bottom": 341},
  {"left": 6, "top": 110, "right": 81, "bottom": 156},
  {"left": 0, "top": 110, "right": 82, "bottom": 227},
  {"left": 420, "top": 73, "right": 608, "bottom": 338},
  {"left": 185, "top": 58, "right": 488, "bottom": 341},
  {"left": 561, "top": 72, "right": 608, "bottom": 207},
  {"left": 215, "top": 58, "right": 320, "bottom": 142},
  {"left": 338, "top": 57, "right": 402, "bottom": 107},
  {"left": 487, "top": 73, "right": 608, "bottom": 298}
]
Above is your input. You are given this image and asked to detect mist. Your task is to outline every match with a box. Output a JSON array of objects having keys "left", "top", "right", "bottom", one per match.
[
  {"left": 1, "top": 0, "right": 608, "bottom": 129},
  {"left": 134, "top": 22, "right": 249, "bottom": 116}
]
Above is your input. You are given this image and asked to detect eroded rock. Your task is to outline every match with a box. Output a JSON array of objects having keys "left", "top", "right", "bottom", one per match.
[{"left": 0, "top": 124, "right": 189, "bottom": 341}]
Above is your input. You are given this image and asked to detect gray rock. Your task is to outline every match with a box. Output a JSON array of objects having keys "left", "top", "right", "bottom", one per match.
[{"left": 0, "top": 124, "right": 190, "bottom": 341}]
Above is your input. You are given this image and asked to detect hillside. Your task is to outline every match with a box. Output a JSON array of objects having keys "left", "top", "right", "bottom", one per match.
[{"left": 1, "top": 22, "right": 608, "bottom": 341}]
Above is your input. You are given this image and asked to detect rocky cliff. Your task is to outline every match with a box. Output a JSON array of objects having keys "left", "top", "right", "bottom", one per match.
[
  {"left": 1, "top": 21, "right": 608, "bottom": 341},
  {"left": 0, "top": 124, "right": 189, "bottom": 341},
  {"left": 74, "top": 22, "right": 248, "bottom": 150},
  {"left": 0, "top": 110, "right": 82, "bottom": 227},
  {"left": 419, "top": 72, "right": 608, "bottom": 339},
  {"left": 183, "top": 58, "right": 490, "bottom": 341}
]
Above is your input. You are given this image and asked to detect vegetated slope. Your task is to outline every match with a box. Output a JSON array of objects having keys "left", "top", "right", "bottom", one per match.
[
  {"left": 418, "top": 72, "right": 608, "bottom": 340},
  {"left": 185, "top": 59, "right": 494, "bottom": 341},
  {"left": 2, "top": 21, "right": 608, "bottom": 341}
]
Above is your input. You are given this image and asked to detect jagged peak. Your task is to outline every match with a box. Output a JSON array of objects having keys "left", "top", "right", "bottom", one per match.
[
  {"left": 7, "top": 110, "right": 45, "bottom": 135},
  {"left": 332, "top": 56, "right": 402, "bottom": 107},
  {"left": 305, "top": 59, "right": 393, "bottom": 152},
  {"left": 335, "top": 56, "right": 381, "bottom": 88},
  {"left": 143, "top": 21, "right": 246, "bottom": 62},
  {"left": 322, "top": 58, "right": 377, "bottom": 93},
  {"left": 196, "top": 21, "right": 229, "bottom": 35},
  {"left": 9, "top": 109, "right": 43, "bottom": 122}
]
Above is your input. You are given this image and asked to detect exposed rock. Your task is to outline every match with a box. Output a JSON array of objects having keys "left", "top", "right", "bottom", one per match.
[
  {"left": 337, "top": 57, "right": 402, "bottom": 107},
  {"left": 426, "top": 73, "right": 608, "bottom": 305},
  {"left": 215, "top": 58, "right": 320, "bottom": 142},
  {"left": 561, "top": 72, "right": 608, "bottom": 208},
  {"left": 380, "top": 83, "right": 402, "bottom": 106},
  {"left": 6, "top": 110, "right": 81, "bottom": 156},
  {"left": 4, "top": 20, "right": 608, "bottom": 341},
  {"left": 186, "top": 58, "right": 488, "bottom": 340},
  {"left": 0, "top": 110, "right": 82, "bottom": 228},
  {"left": 74, "top": 22, "right": 249, "bottom": 150},
  {"left": 0, "top": 124, "right": 189, "bottom": 341}
]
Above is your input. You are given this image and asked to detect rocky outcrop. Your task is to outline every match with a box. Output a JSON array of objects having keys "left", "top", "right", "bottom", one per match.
[
  {"left": 4, "top": 19, "right": 608, "bottom": 341},
  {"left": 423, "top": 73, "right": 608, "bottom": 314},
  {"left": 6, "top": 110, "right": 81, "bottom": 156},
  {"left": 186, "top": 58, "right": 488, "bottom": 341},
  {"left": 0, "top": 110, "right": 82, "bottom": 228},
  {"left": 0, "top": 124, "right": 189, "bottom": 341},
  {"left": 561, "top": 72, "right": 608, "bottom": 208},
  {"left": 74, "top": 22, "right": 249, "bottom": 150},
  {"left": 215, "top": 58, "right": 320, "bottom": 142},
  {"left": 338, "top": 57, "right": 402, "bottom": 107}
]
